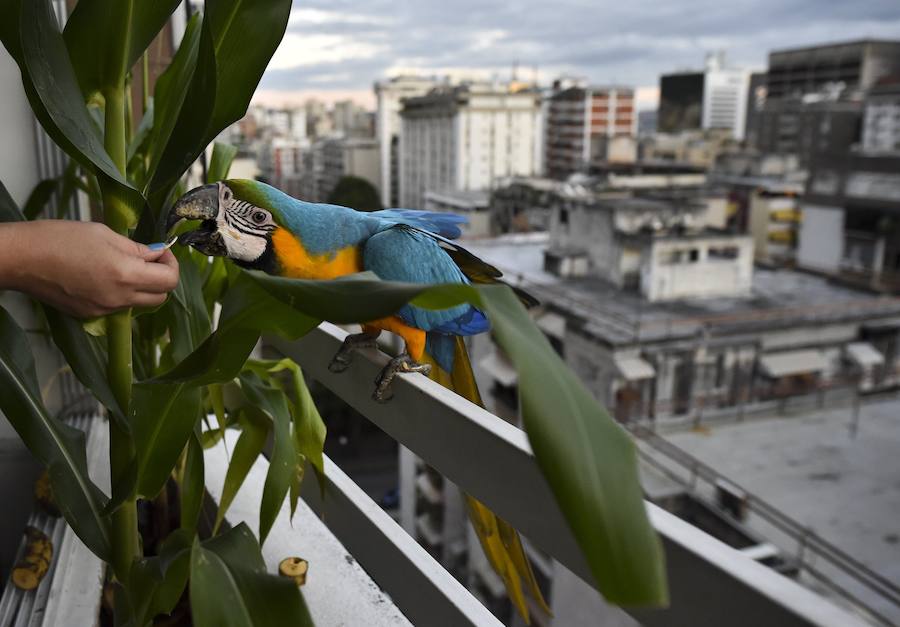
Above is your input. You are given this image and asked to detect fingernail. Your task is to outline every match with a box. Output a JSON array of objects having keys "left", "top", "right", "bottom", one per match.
[{"left": 148, "top": 242, "right": 166, "bottom": 251}]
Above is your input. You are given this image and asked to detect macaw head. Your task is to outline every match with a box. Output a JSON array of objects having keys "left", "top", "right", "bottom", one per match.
[{"left": 168, "top": 180, "right": 283, "bottom": 269}]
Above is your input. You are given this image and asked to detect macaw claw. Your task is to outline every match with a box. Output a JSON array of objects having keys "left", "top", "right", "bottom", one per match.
[
  {"left": 373, "top": 354, "right": 431, "bottom": 403},
  {"left": 328, "top": 332, "right": 379, "bottom": 373}
]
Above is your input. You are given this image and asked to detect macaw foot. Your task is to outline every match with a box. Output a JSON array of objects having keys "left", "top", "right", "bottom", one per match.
[
  {"left": 328, "top": 332, "right": 380, "bottom": 373},
  {"left": 373, "top": 354, "right": 431, "bottom": 403}
]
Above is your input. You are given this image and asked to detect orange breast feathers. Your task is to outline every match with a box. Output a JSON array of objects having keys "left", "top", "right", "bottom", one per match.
[{"left": 272, "top": 227, "right": 362, "bottom": 280}]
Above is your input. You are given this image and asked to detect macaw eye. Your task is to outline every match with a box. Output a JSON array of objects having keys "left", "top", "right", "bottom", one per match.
[{"left": 252, "top": 211, "right": 267, "bottom": 224}]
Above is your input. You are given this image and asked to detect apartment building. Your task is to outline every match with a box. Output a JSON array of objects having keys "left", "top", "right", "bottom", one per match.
[
  {"left": 374, "top": 76, "right": 445, "bottom": 207},
  {"left": 658, "top": 52, "right": 752, "bottom": 140},
  {"left": 399, "top": 84, "right": 542, "bottom": 209},
  {"left": 544, "top": 85, "right": 635, "bottom": 178}
]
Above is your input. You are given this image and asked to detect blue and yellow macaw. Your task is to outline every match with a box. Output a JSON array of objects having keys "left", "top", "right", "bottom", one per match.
[{"left": 169, "top": 180, "right": 548, "bottom": 620}]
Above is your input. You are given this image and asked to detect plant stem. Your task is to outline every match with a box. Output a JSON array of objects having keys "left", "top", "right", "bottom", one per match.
[
  {"left": 103, "top": 86, "right": 139, "bottom": 582},
  {"left": 142, "top": 52, "right": 149, "bottom": 116}
]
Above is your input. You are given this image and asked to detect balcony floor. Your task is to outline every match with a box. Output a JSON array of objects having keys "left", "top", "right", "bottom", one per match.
[{"left": 205, "top": 432, "right": 412, "bottom": 627}]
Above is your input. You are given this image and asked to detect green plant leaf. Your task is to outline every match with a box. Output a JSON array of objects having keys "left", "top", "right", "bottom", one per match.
[
  {"left": 22, "top": 178, "right": 59, "bottom": 220},
  {"left": 207, "top": 142, "right": 238, "bottom": 184},
  {"left": 142, "top": 11, "right": 202, "bottom": 205},
  {"left": 127, "top": 99, "right": 154, "bottom": 161},
  {"left": 1, "top": 0, "right": 145, "bottom": 228},
  {"left": 42, "top": 306, "right": 122, "bottom": 417},
  {"left": 190, "top": 524, "right": 312, "bottom": 627},
  {"left": 214, "top": 410, "right": 269, "bottom": 534},
  {"left": 160, "top": 248, "right": 212, "bottom": 368},
  {"left": 63, "top": 0, "right": 181, "bottom": 98},
  {"left": 132, "top": 381, "right": 201, "bottom": 499},
  {"left": 126, "top": 528, "right": 192, "bottom": 625},
  {"left": 155, "top": 273, "right": 317, "bottom": 387},
  {"left": 0, "top": 307, "right": 111, "bottom": 561},
  {"left": 202, "top": 256, "right": 229, "bottom": 315},
  {"left": 266, "top": 360, "right": 326, "bottom": 502},
  {"left": 238, "top": 372, "right": 294, "bottom": 545},
  {"left": 247, "top": 271, "right": 668, "bottom": 606},
  {"left": 150, "top": 0, "right": 292, "bottom": 192},
  {"left": 0, "top": 180, "right": 25, "bottom": 222},
  {"left": 181, "top": 431, "right": 205, "bottom": 536}
]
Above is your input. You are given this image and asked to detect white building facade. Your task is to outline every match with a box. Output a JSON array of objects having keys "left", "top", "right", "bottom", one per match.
[
  {"left": 701, "top": 53, "right": 752, "bottom": 141},
  {"left": 374, "top": 76, "right": 444, "bottom": 207},
  {"left": 399, "top": 85, "right": 543, "bottom": 210}
]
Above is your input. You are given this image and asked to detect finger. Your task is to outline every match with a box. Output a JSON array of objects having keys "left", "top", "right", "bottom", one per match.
[
  {"left": 129, "top": 260, "right": 181, "bottom": 293},
  {"left": 130, "top": 291, "right": 169, "bottom": 309},
  {"left": 139, "top": 242, "right": 171, "bottom": 261},
  {"left": 153, "top": 249, "right": 179, "bottom": 271}
]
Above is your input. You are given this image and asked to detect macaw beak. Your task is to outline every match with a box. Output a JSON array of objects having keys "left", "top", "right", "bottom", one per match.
[
  {"left": 167, "top": 183, "right": 219, "bottom": 231},
  {"left": 167, "top": 184, "right": 228, "bottom": 257}
]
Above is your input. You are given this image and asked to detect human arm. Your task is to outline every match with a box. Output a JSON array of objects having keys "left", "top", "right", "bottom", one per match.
[{"left": 0, "top": 220, "right": 179, "bottom": 318}]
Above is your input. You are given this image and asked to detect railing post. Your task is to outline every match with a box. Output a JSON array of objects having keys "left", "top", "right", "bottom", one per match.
[
  {"left": 796, "top": 528, "right": 810, "bottom": 571},
  {"left": 850, "top": 382, "right": 861, "bottom": 439}
]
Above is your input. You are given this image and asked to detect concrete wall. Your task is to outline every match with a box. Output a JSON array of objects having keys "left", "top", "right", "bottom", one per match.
[
  {"left": 644, "top": 237, "right": 754, "bottom": 301},
  {"left": 797, "top": 204, "right": 844, "bottom": 273},
  {"left": 0, "top": 52, "right": 39, "bottom": 205},
  {"left": 548, "top": 204, "right": 619, "bottom": 280}
]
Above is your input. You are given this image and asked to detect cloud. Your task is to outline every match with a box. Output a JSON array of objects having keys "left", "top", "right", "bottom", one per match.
[
  {"left": 257, "top": 0, "right": 900, "bottom": 106},
  {"left": 268, "top": 33, "right": 386, "bottom": 71}
]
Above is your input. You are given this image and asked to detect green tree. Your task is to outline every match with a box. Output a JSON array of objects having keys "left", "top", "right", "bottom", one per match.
[{"left": 326, "top": 176, "right": 382, "bottom": 212}]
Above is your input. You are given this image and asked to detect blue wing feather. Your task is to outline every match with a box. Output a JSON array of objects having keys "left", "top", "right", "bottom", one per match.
[
  {"left": 372, "top": 209, "right": 467, "bottom": 240},
  {"left": 363, "top": 227, "right": 489, "bottom": 371}
]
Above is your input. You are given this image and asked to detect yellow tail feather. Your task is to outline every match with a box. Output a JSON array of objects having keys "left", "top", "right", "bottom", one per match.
[{"left": 423, "top": 337, "right": 551, "bottom": 623}]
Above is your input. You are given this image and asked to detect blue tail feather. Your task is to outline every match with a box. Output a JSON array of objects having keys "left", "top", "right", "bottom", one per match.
[{"left": 426, "top": 333, "right": 457, "bottom": 373}]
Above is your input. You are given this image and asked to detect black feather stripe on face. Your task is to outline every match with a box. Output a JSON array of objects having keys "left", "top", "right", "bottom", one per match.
[{"left": 225, "top": 200, "right": 276, "bottom": 237}]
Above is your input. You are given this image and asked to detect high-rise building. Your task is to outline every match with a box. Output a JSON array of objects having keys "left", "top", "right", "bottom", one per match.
[
  {"left": 399, "top": 84, "right": 542, "bottom": 209},
  {"left": 374, "top": 76, "right": 445, "bottom": 207},
  {"left": 766, "top": 39, "right": 900, "bottom": 100},
  {"left": 743, "top": 72, "right": 768, "bottom": 146},
  {"left": 863, "top": 81, "right": 900, "bottom": 153},
  {"left": 304, "top": 99, "right": 333, "bottom": 138},
  {"left": 257, "top": 137, "right": 309, "bottom": 199},
  {"left": 544, "top": 84, "right": 635, "bottom": 179},
  {"left": 331, "top": 100, "right": 372, "bottom": 138},
  {"left": 319, "top": 137, "right": 381, "bottom": 202},
  {"left": 753, "top": 40, "right": 900, "bottom": 162},
  {"left": 658, "top": 53, "right": 752, "bottom": 140},
  {"left": 266, "top": 107, "right": 307, "bottom": 141}
]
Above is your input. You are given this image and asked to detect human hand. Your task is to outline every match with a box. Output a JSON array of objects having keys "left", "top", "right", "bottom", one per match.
[{"left": 0, "top": 220, "right": 180, "bottom": 318}]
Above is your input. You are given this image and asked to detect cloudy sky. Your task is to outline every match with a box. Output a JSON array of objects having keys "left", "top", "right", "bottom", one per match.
[{"left": 253, "top": 0, "right": 900, "bottom": 109}]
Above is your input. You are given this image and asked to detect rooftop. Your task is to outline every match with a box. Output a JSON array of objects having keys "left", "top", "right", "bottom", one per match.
[
  {"left": 769, "top": 39, "right": 900, "bottom": 58},
  {"left": 463, "top": 234, "right": 900, "bottom": 344},
  {"left": 651, "top": 396, "right": 900, "bottom": 623},
  {"left": 424, "top": 188, "right": 490, "bottom": 208}
]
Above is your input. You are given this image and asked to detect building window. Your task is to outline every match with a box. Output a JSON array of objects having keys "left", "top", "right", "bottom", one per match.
[
  {"left": 688, "top": 249, "right": 700, "bottom": 262},
  {"left": 709, "top": 246, "right": 740, "bottom": 260},
  {"left": 559, "top": 208, "right": 569, "bottom": 225},
  {"left": 659, "top": 250, "right": 682, "bottom": 265}
]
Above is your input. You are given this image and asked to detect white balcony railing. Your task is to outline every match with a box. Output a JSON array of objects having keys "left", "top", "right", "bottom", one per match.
[{"left": 265, "top": 323, "right": 871, "bottom": 627}]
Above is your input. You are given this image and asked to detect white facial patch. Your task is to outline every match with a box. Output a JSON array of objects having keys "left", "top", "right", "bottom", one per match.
[{"left": 214, "top": 183, "right": 271, "bottom": 263}]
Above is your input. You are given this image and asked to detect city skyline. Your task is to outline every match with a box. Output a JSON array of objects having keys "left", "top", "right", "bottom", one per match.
[{"left": 252, "top": 0, "right": 900, "bottom": 109}]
